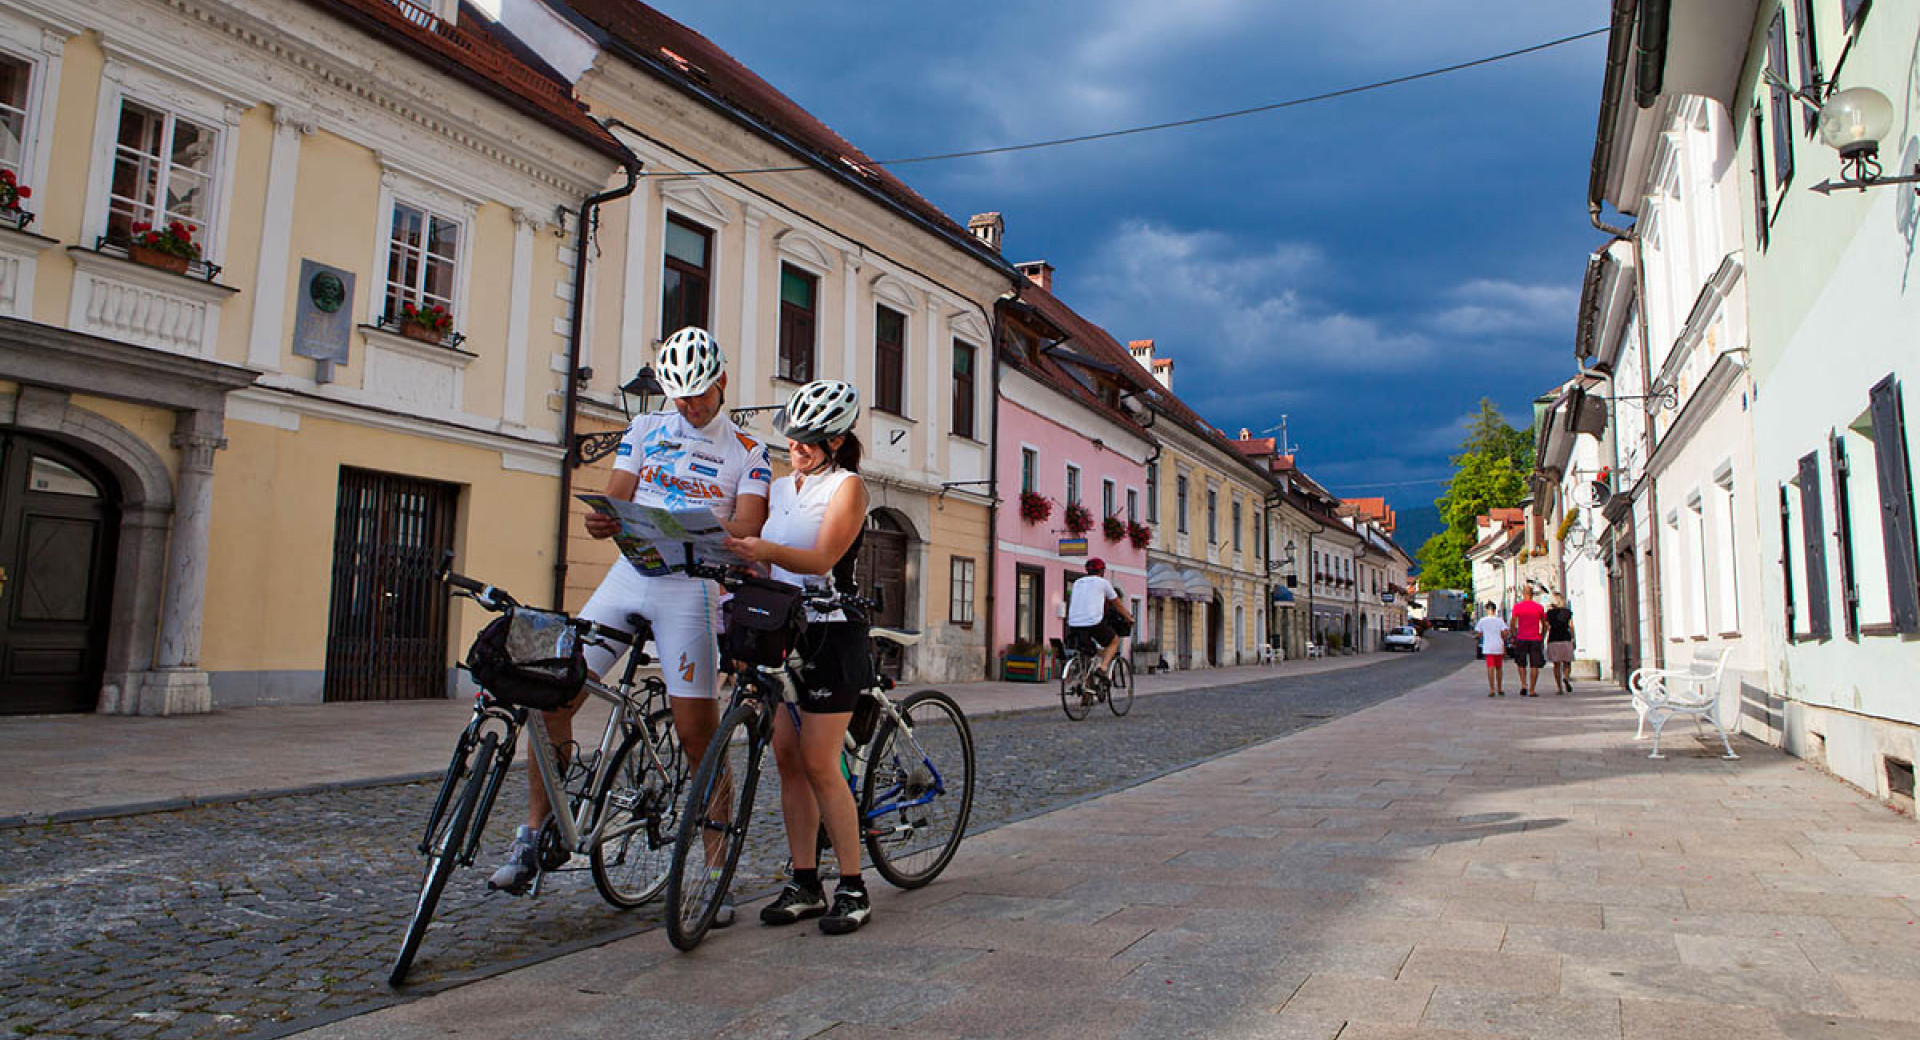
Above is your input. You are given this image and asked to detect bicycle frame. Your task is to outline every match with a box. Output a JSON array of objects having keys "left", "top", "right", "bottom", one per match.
[{"left": 841, "top": 694, "right": 948, "bottom": 835}]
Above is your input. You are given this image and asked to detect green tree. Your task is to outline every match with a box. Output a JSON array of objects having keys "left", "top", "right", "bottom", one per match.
[{"left": 1417, "top": 399, "right": 1532, "bottom": 595}]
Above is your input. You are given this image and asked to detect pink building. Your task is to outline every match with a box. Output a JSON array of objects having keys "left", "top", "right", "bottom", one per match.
[{"left": 990, "top": 278, "right": 1158, "bottom": 667}]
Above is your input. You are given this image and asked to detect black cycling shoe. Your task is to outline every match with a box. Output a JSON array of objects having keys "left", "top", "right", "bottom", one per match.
[
  {"left": 819, "top": 886, "right": 871, "bottom": 935},
  {"left": 759, "top": 883, "right": 828, "bottom": 926}
]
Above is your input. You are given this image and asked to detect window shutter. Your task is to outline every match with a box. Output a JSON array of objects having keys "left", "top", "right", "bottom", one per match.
[
  {"left": 1869, "top": 374, "right": 1920, "bottom": 632},
  {"left": 1829, "top": 431, "right": 1860, "bottom": 639},
  {"left": 1794, "top": 0, "right": 1823, "bottom": 134},
  {"left": 1768, "top": 11, "right": 1795, "bottom": 189},
  {"left": 1842, "top": 0, "right": 1870, "bottom": 32},
  {"left": 1799, "top": 451, "right": 1831, "bottom": 640},
  {"left": 1751, "top": 108, "right": 1771, "bottom": 250},
  {"left": 1779, "top": 485, "right": 1798, "bottom": 634}
]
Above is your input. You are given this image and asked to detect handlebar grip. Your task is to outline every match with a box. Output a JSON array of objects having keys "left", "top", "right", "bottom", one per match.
[{"left": 443, "top": 571, "right": 485, "bottom": 594}]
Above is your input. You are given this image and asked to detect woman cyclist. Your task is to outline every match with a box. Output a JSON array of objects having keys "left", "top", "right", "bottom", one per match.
[
  {"left": 490, "top": 327, "right": 771, "bottom": 919},
  {"left": 724, "top": 379, "right": 875, "bottom": 935}
]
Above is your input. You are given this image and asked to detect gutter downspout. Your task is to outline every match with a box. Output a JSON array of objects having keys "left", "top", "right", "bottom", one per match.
[
  {"left": 981, "top": 293, "right": 1014, "bottom": 680},
  {"left": 552, "top": 127, "right": 642, "bottom": 610},
  {"left": 1589, "top": 0, "right": 1641, "bottom": 238}
]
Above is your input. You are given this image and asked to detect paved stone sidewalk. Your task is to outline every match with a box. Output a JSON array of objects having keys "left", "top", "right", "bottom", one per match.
[
  {"left": 290, "top": 661, "right": 1920, "bottom": 1040},
  {"left": 0, "top": 649, "right": 1392, "bottom": 823}
]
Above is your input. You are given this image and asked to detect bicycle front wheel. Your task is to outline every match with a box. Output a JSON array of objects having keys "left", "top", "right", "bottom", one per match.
[
  {"left": 391, "top": 730, "right": 497, "bottom": 987},
  {"left": 591, "top": 707, "right": 683, "bottom": 909},
  {"left": 663, "top": 703, "right": 762, "bottom": 951},
  {"left": 1059, "top": 655, "right": 1091, "bottom": 721},
  {"left": 862, "top": 690, "right": 975, "bottom": 889},
  {"left": 1107, "top": 657, "right": 1134, "bottom": 717}
]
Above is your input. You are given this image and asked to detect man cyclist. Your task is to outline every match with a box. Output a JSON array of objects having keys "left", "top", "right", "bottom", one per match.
[
  {"left": 490, "top": 327, "right": 770, "bottom": 909},
  {"left": 1065, "top": 559, "right": 1131, "bottom": 692}
]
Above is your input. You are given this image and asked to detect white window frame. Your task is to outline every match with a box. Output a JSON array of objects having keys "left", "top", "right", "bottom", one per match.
[
  {"left": 949, "top": 556, "right": 976, "bottom": 625},
  {"left": 82, "top": 59, "right": 243, "bottom": 267},
  {"left": 368, "top": 166, "right": 476, "bottom": 333},
  {"left": 1065, "top": 463, "right": 1081, "bottom": 507},
  {"left": 1713, "top": 464, "right": 1740, "bottom": 632},
  {"left": 0, "top": 15, "right": 63, "bottom": 205},
  {"left": 1020, "top": 445, "right": 1039, "bottom": 494},
  {"left": 1127, "top": 487, "right": 1139, "bottom": 523},
  {"left": 1102, "top": 477, "right": 1116, "bottom": 519}
]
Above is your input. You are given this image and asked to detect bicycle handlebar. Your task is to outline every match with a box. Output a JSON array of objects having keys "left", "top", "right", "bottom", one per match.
[
  {"left": 440, "top": 569, "right": 633, "bottom": 648},
  {"left": 681, "top": 561, "right": 882, "bottom": 619}
]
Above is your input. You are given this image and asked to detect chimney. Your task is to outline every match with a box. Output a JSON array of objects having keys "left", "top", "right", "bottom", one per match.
[
  {"left": 967, "top": 212, "right": 1003, "bottom": 253},
  {"left": 1128, "top": 339, "right": 1172, "bottom": 390},
  {"left": 1015, "top": 260, "right": 1053, "bottom": 291},
  {"left": 1239, "top": 427, "right": 1251, "bottom": 440}
]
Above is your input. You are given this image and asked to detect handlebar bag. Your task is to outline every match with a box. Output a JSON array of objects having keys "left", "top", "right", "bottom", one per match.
[
  {"left": 725, "top": 576, "right": 806, "bottom": 668},
  {"left": 467, "top": 607, "right": 587, "bottom": 711}
]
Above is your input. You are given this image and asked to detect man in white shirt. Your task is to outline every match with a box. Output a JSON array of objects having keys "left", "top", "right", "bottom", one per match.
[
  {"left": 1473, "top": 600, "right": 1509, "bottom": 697},
  {"left": 1066, "top": 558, "right": 1132, "bottom": 681}
]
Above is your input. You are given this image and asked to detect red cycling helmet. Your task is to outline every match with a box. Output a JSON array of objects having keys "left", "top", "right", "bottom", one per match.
[{"left": 1085, "top": 557, "right": 1106, "bottom": 574}]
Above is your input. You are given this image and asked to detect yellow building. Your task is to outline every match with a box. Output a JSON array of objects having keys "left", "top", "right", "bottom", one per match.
[
  {"left": 496, "top": 0, "right": 1018, "bottom": 682},
  {"left": 1125, "top": 341, "right": 1274, "bottom": 669},
  {"left": 0, "top": 0, "right": 625, "bottom": 714}
]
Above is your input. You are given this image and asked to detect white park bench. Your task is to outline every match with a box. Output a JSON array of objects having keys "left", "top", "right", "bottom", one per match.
[{"left": 1628, "top": 648, "right": 1738, "bottom": 760}]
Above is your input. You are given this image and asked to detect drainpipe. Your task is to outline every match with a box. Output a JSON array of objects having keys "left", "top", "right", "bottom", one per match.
[
  {"left": 981, "top": 294, "right": 1012, "bottom": 679},
  {"left": 552, "top": 127, "right": 642, "bottom": 610}
]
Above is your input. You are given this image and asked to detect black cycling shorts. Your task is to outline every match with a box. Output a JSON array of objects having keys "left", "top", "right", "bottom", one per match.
[
  {"left": 1069, "top": 622, "right": 1116, "bottom": 652},
  {"left": 794, "top": 621, "right": 874, "bottom": 714}
]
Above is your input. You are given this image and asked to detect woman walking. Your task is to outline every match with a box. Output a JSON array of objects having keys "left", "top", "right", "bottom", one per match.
[{"left": 1544, "top": 593, "right": 1576, "bottom": 694}]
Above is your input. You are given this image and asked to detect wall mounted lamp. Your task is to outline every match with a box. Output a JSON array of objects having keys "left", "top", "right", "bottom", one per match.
[
  {"left": 573, "top": 365, "right": 666, "bottom": 466},
  {"left": 1807, "top": 86, "right": 1920, "bottom": 196}
]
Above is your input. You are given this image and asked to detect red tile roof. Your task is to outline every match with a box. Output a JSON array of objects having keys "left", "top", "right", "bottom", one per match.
[
  {"left": 307, "top": 0, "right": 622, "bottom": 156},
  {"left": 1003, "top": 284, "right": 1157, "bottom": 438},
  {"left": 556, "top": 0, "right": 1004, "bottom": 270}
]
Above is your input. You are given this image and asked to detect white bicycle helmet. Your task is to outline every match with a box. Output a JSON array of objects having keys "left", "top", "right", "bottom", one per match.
[
  {"left": 655, "top": 326, "right": 726, "bottom": 398},
  {"left": 773, "top": 379, "right": 860, "bottom": 444}
]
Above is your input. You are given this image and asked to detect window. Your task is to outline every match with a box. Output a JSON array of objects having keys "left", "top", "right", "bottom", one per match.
[
  {"left": 0, "top": 54, "right": 30, "bottom": 184},
  {"left": 1103, "top": 478, "right": 1116, "bottom": 519},
  {"left": 952, "top": 340, "right": 977, "bottom": 439},
  {"left": 1867, "top": 375, "right": 1920, "bottom": 633},
  {"left": 1207, "top": 489, "right": 1218, "bottom": 544},
  {"left": 660, "top": 214, "right": 712, "bottom": 338},
  {"left": 383, "top": 200, "right": 461, "bottom": 329},
  {"left": 107, "top": 98, "right": 217, "bottom": 250},
  {"left": 1689, "top": 495, "right": 1710, "bottom": 637},
  {"left": 1020, "top": 447, "right": 1037, "bottom": 494},
  {"left": 777, "top": 264, "right": 817, "bottom": 382},
  {"left": 1797, "top": 452, "right": 1832, "bottom": 640},
  {"left": 1232, "top": 500, "right": 1243, "bottom": 552},
  {"left": 1147, "top": 464, "right": 1159, "bottom": 523},
  {"left": 1176, "top": 475, "right": 1189, "bottom": 533},
  {"left": 1065, "top": 465, "right": 1080, "bottom": 506},
  {"left": 1779, "top": 485, "right": 1801, "bottom": 636},
  {"left": 1793, "top": 0, "right": 1823, "bottom": 135},
  {"left": 949, "top": 556, "right": 976, "bottom": 625},
  {"left": 1766, "top": 9, "right": 1795, "bottom": 191},
  {"left": 1831, "top": 430, "right": 1864, "bottom": 638},
  {"left": 874, "top": 304, "right": 905, "bottom": 415},
  {"left": 1714, "top": 470, "right": 1741, "bottom": 631},
  {"left": 1127, "top": 488, "right": 1139, "bottom": 523}
]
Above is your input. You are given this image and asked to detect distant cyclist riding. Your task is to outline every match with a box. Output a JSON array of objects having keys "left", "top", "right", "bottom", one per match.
[{"left": 489, "top": 327, "right": 771, "bottom": 929}]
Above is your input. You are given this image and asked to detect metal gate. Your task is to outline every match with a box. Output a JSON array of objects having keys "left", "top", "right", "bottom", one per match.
[{"left": 323, "top": 468, "right": 459, "bottom": 702}]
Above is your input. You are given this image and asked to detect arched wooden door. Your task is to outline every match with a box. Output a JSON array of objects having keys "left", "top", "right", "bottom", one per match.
[
  {"left": 856, "top": 510, "right": 910, "bottom": 677},
  {"left": 0, "top": 433, "right": 120, "bottom": 714}
]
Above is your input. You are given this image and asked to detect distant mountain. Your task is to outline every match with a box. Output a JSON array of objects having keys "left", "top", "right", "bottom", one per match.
[{"left": 1394, "top": 503, "right": 1443, "bottom": 571}]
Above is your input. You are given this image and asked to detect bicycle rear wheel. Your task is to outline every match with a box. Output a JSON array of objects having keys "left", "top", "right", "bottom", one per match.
[
  {"left": 591, "top": 707, "right": 683, "bottom": 909},
  {"left": 861, "top": 690, "right": 975, "bottom": 889},
  {"left": 391, "top": 730, "right": 497, "bottom": 987},
  {"left": 1059, "top": 655, "right": 1091, "bottom": 721},
  {"left": 663, "top": 703, "right": 761, "bottom": 951},
  {"left": 1107, "top": 657, "right": 1134, "bottom": 716}
]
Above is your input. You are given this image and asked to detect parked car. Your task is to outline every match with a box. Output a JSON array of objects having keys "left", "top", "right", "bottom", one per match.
[{"left": 1384, "top": 626, "right": 1422, "bottom": 652}]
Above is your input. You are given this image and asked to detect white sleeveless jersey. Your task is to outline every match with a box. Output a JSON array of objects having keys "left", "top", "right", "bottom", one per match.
[
  {"left": 763, "top": 466, "right": 859, "bottom": 621},
  {"left": 613, "top": 409, "right": 771, "bottom": 518}
]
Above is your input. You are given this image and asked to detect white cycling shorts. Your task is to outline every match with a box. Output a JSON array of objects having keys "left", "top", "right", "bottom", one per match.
[{"left": 576, "top": 563, "right": 719, "bottom": 700}]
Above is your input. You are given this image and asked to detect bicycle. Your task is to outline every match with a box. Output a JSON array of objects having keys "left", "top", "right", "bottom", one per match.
[
  {"left": 661, "top": 565, "right": 976, "bottom": 951},
  {"left": 389, "top": 570, "right": 689, "bottom": 987},
  {"left": 1058, "top": 634, "right": 1132, "bottom": 721}
]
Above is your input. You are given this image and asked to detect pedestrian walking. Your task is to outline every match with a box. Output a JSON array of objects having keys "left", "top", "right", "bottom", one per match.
[
  {"left": 1473, "top": 601, "right": 1508, "bottom": 697},
  {"left": 1544, "top": 592, "right": 1575, "bottom": 694},
  {"left": 1509, "top": 583, "right": 1546, "bottom": 697}
]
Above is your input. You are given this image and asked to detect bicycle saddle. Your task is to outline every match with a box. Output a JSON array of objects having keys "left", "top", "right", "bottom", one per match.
[{"left": 870, "top": 626, "right": 922, "bottom": 647}]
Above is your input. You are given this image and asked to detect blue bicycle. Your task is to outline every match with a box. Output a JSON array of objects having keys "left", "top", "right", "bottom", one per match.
[{"left": 661, "top": 564, "right": 976, "bottom": 951}]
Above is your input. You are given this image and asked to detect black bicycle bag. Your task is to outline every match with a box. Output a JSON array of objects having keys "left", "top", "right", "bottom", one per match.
[
  {"left": 725, "top": 576, "right": 806, "bottom": 668},
  {"left": 466, "top": 607, "right": 587, "bottom": 711}
]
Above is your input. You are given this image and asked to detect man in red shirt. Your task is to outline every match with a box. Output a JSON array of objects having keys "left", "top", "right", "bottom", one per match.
[{"left": 1508, "top": 583, "right": 1547, "bottom": 696}]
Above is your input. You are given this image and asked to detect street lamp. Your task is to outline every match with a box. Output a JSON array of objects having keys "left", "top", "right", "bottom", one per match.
[
  {"left": 1266, "top": 538, "right": 1299, "bottom": 587},
  {"left": 572, "top": 365, "right": 664, "bottom": 466},
  {"left": 1809, "top": 86, "right": 1920, "bottom": 196}
]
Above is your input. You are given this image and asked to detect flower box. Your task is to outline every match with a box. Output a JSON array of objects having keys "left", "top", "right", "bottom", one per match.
[
  {"left": 399, "top": 321, "right": 445, "bottom": 345},
  {"left": 129, "top": 244, "right": 190, "bottom": 275}
]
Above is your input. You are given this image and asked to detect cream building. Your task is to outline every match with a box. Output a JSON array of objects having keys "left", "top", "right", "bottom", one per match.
[
  {"left": 491, "top": 0, "right": 1016, "bottom": 683},
  {"left": 0, "top": 0, "right": 626, "bottom": 715}
]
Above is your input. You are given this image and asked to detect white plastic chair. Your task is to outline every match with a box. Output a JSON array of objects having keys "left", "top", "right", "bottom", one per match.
[{"left": 1629, "top": 648, "right": 1737, "bottom": 759}]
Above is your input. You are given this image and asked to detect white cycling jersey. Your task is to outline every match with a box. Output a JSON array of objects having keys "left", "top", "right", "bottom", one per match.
[{"left": 577, "top": 409, "right": 771, "bottom": 698}]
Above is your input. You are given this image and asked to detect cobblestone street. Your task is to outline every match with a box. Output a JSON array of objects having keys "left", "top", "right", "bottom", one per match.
[{"left": 1, "top": 648, "right": 1465, "bottom": 1040}]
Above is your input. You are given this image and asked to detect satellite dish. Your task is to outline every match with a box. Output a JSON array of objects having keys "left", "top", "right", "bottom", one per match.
[{"left": 1572, "top": 479, "right": 1613, "bottom": 509}]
